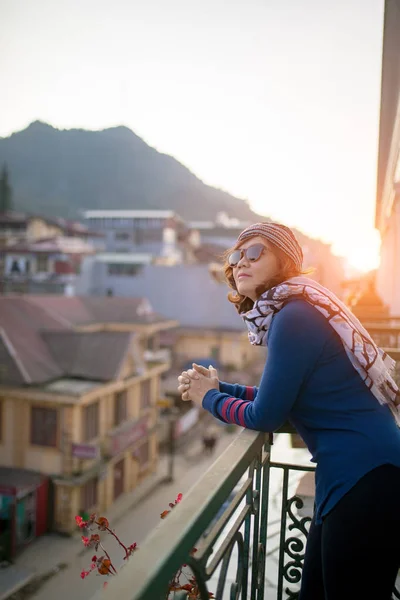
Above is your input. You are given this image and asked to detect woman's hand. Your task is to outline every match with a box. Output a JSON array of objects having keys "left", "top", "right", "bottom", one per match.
[
  {"left": 177, "top": 364, "right": 219, "bottom": 402},
  {"left": 185, "top": 366, "right": 219, "bottom": 405}
]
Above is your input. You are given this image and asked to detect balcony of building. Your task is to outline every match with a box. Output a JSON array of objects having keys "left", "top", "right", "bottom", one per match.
[{"left": 85, "top": 424, "right": 400, "bottom": 600}]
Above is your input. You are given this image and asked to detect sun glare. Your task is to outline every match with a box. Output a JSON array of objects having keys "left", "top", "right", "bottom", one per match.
[{"left": 336, "top": 230, "right": 381, "bottom": 275}]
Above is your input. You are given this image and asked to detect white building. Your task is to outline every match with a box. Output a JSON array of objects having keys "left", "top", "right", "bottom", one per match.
[
  {"left": 375, "top": 0, "right": 400, "bottom": 314},
  {"left": 82, "top": 209, "right": 189, "bottom": 263}
]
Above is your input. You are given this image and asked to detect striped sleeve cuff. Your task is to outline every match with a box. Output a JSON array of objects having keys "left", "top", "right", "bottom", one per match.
[
  {"left": 203, "top": 389, "right": 251, "bottom": 427},
  {"left": 245, "top": 386, "right": 255, "bottom": 401}
]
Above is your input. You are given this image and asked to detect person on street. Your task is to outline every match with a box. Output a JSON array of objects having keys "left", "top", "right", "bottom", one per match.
[
  {"left": 201, "top": 423, "right": 218, "bottom": 454},
  {"left": 177, "top": 221, "right": 400, "bottom": 600}
]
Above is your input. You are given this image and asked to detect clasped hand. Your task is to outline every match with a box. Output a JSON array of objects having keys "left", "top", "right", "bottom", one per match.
[{"left": 177, "top": 363, "right": 219, "bottom": 405}]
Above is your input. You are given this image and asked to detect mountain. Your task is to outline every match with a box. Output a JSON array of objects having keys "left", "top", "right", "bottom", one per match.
[{"left": 0, "top": 121, "right": 261, "bottom": 222}]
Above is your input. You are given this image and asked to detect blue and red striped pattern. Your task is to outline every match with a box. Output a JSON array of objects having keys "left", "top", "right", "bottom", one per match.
[{"left": 220, "top": 397, "right": 252, "bottom": 427}]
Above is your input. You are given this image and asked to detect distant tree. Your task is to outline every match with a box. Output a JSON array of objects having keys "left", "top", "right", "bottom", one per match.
[{"left": 0, "top": 164, "right": 13, "bottom": 213}]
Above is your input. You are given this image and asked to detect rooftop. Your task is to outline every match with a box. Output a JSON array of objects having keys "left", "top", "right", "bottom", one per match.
[
  {"left": 0, "top": 295, "right": 175, "bottom": 386},
  {"left": 4, "top": 237, "right": 95, "bottom": 255},
  {"left": 83, "top": 210, "right": 177, "bottom": 219},
  {"left": 94, "top": 253, "right": 153, "bottom": 264},
  {"left": 42, "top": 378, "right": 102, "bottom": 396},
  {"left": 0, "top": 466, "right": 46, "bottom": 494}
]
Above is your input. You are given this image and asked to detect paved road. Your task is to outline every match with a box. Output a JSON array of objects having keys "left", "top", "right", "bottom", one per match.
[{"left": 27, "top": 431, "right": 241, "bottom": 600}]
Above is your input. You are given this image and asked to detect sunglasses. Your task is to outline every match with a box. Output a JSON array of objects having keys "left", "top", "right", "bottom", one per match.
[{"left": 228, "top": 243, "right": 266, "bottom": 267}]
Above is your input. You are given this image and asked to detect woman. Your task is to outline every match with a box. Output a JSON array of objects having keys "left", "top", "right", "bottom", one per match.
[{"left": 177, "top": 222, "right": 400, "bottom": 600}]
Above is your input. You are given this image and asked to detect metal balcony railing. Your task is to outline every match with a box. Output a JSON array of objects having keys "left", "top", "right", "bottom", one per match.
[{"left": 88, "top": 427, "right": 400, "bottom": 600}]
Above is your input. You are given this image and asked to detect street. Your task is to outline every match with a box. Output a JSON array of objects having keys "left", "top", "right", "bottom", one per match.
[
  {"left": 23, "top": 429, "right": 242, "bottom": 600},
  {"left": 5, "top": 431, "right": 313, "bottom": 600}
]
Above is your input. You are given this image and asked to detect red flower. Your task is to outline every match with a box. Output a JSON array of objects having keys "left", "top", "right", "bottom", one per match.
[
  {"left": 75, "top": 515, "right": 87, "bottom": 528},
  {"left": 81, "top": 536, "right": 91, "bottom": 547},
  {"left": 175, "top": 493, "right": 183, "bottom": 504},
  {"left": 80, "top": 569, "right": 90, "bottom": 579}
]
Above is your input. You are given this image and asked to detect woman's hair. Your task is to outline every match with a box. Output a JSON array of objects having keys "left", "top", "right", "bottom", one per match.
[{"left": 222, "top": 238, "right": 312, "bottom": 314}]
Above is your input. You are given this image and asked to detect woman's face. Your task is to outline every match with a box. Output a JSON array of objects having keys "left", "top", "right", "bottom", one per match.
[{"left": 231, "top": 236, "right": 280, "bottom": 302}]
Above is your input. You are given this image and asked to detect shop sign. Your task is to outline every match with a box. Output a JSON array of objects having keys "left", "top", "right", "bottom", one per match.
[
  {"left": 174, "top": 407, "right": 199, "bottom": 439},
  {"left": 110, "top": 419, "right": 148, "bottom": 456},
  {"left": 71, "top": 443, "right": 99, "bottom": 460}
]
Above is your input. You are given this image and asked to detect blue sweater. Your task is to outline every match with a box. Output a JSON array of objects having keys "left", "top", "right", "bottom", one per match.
[{"left": 203, "top": 299, "right": 400, "bottom": 524}]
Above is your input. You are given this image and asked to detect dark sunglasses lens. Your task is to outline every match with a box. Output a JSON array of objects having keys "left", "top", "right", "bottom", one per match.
[
  {"left": 247, "top": 244, "right": 264, "bottom": 261},
  {"left": 228, "top": 250, "right": 241, "bottom": 266}
]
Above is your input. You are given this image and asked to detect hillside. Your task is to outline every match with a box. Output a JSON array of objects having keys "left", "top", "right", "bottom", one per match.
[{"left": 0, "top": 121, "right": 261, "bottom": 222}]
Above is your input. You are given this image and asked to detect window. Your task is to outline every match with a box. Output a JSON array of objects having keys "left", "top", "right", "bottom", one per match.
[
  {"left": 114, "top": 390, "right": 127, "bottom": 426},
  {"left": 115, "top": 232, "right": 131, "bottom": 241},
  {"left": 140, "top": 379, "right": 151, "bottom": 410},
  {"left": 134, "top": 440, "right": 150, "bottom": 468},
  {"left": 107, "top": 263, "right": 142, "bottom": 276},
  {"left": 36, "top": 255, "right": 49, "bottom": 273},
  {"left": 83, "top": 402, "right": 99, "bottom": 441},
  {"left": 80, "top": 478, "right": 98, "bottom": 511},
  {"left": 10, "top": 259, "right": 21, "bottom": 274},
  {"left": 30, "top": 407, "right": 57, "bottom": 447}
]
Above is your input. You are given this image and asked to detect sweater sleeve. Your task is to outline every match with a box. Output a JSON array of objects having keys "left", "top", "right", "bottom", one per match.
[
  {"left": 202, "top": 300, "right": 328, "bottom": 431},
  {"left": 219, "top": 382, "right": 257, "bottom": 401}
]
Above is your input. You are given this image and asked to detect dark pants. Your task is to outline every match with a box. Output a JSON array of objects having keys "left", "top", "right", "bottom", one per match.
[{"left": 299, "top": 464, "right": 400, "bottom": 600}]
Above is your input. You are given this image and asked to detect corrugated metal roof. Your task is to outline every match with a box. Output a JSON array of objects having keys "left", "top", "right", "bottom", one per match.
[
  {"left": 0, "top": 467, "right": 46, "bottom": 491},
  {"left": 0, "top": 295, "right": 173, "bottom": 386},
  {"left": 42, "top": 330, "right": 133, "bottom": 382},
  {"left": 0, "top": 297, "right": 67, "bottom": 383}
]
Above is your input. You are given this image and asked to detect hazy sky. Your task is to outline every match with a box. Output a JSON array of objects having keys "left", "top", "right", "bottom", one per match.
[{"left": 1, "top": 0, "right": 384, "bottom": 271}]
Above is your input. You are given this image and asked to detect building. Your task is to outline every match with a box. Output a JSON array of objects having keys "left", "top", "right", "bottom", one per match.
[
  {"left": 75, "top": 263, "right": 260, "bottom": 367},
  {"left": 83, "top": 209, "right": 194, "bottom": 264},
  {"left": 375, "top": 0, "right": 400, "bottom": 314},
  {"left": 0, "top": 210, "right": 102, "bottom": 295},
  {"left": 0, "top": 236, "right": 95, "bottom": 295},
  {"left": 0, "top": 295, "right": 177, "bottom": 538},
  {"left": 0, "top": 211, "right": 94, "bottom": 248}
]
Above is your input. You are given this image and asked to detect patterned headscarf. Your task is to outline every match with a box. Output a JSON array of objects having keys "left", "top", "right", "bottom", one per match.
[
  {"left": 242, "top": 276, "right": 400, "bottom": 425},
  {"left": 237, "top": 222, "right": 303, "bottom": 271}
]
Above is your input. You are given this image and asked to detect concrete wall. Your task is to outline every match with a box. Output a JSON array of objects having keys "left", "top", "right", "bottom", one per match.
[{"left": 75, "top": 262, "right": 246, "bottom": 332}]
